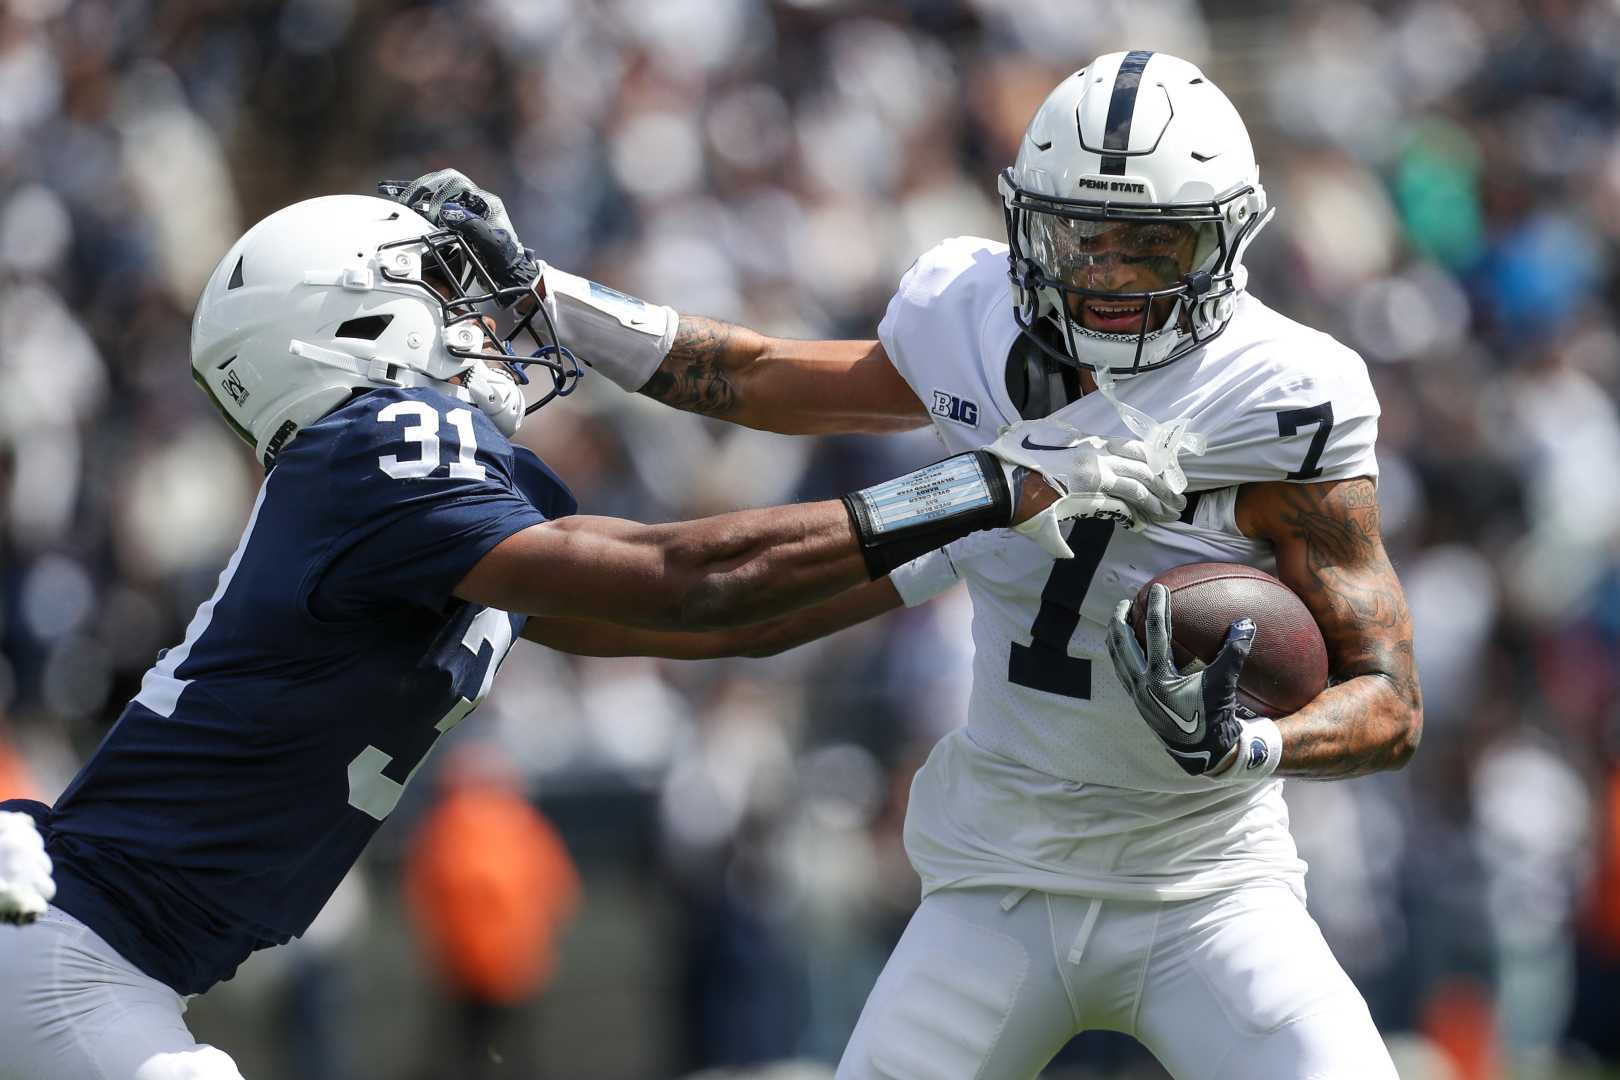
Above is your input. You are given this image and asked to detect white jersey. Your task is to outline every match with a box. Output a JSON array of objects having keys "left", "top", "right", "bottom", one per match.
[{"left": 878, "top": 236, "right": 1380, "bottom": 901}]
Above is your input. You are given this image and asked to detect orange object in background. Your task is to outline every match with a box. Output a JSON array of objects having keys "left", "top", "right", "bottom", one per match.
[
  {"left": 1581, "top": 765, "right": 1620, "bottom": 961},
  {"left": 1420, "top": 976, "right": 1500, "bottom": 1080},
  {"left": 405, "top": 745, "right": 581, "bottom": 1004},
  {"left": 0, "top": 738, "right": 40, "bottom": 802}
]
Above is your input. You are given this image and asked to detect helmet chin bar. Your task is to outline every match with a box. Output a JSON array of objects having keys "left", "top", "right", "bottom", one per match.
[
  {"left": 377, "top": 229, "right": 583, "bottom": 416},
  {"left": 1001, "top": 173, "right": 1266, "bottom": 378},
  {"left": 1019, "top": 273, "right": 1233, "bottom": 378}
]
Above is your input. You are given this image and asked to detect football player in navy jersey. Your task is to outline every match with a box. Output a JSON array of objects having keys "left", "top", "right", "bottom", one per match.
[{"left": 0, "top": 193, "right": 1184, "bottom": 1079}]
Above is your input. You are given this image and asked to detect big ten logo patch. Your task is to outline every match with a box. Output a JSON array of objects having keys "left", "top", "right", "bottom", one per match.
[{"left": 931, "top": 390, "right": 979, "bottom": 427}]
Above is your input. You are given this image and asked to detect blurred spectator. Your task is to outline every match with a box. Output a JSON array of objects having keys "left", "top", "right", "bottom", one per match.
[{"left": 405, "top": 742, "right": 581, "bottom": 1080}]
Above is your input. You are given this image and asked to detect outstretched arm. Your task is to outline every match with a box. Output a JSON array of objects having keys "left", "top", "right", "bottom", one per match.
[
  {"left": 519, "top": 577, "right": 904, "bottom": 659},
  {"left": 375, "top": 171, "right": 927, "bottom": 435},
  {"left": 1237, "top": 477, "right": 1423, "bottom": 778},
  {"left": 638, "top": 317, "right": 929, "bottom": 435},
  {"left": 462, "top": 423, "right": 1187, "bottom": 636},
  {"left": 458, "top": 455, "right": 1067, "bottom": 632},
  {"left": 457, "top": 504, "right": 871, "bottom": 632}
]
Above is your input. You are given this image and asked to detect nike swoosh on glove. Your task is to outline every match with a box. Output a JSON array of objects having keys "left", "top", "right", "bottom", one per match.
[
  {"left": 0, "top": 811, "right": 55, "bottom": 926},
  {"left": 983, "top": 420, "right": 1186, "bottom": 556},
  {"left": 1106, "top": 583, "right": 1256, "bottom": 776}
]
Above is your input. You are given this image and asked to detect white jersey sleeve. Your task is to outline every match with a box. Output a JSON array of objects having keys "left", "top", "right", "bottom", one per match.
[
  {"left": 1187, "top": 325, "right": 1380, "bottom": 489},
  {"left": 878, "top": 237, "right": 1018, "bottom": 448}
]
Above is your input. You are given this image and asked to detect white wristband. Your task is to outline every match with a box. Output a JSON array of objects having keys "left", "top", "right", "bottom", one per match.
[
  {"left": 1213, "top": 716, "right": 1283, "bottom": 782},
  {"left": 888, "top": 547, "right": 962, "bottom": 607},
  {"left": 541, "top": 266, "right": 679, "bottom": 392}
]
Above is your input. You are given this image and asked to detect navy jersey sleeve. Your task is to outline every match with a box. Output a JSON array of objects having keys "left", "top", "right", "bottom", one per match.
[{"left": 291, "top": 389, "right": 568, "bottom": 620}]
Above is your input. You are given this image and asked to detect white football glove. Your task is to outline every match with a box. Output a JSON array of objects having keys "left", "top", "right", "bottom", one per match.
[
  {"left": 983, "top": 420, "right": 1187, "bottom": 557},
  {"left": 0, "top": 811, "right": 54, "bottom": 926}
]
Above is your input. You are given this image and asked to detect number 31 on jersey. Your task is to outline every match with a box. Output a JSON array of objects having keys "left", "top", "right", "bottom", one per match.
[{"left": 377, "top": 400, "right": 486, "bottom": 481}]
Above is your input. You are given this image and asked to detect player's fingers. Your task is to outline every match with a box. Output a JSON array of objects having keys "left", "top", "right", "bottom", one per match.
[
  {"left": 1098, "top": 475, "right": 1181, "bottom": 524},
  {"left": 477, "top": 190, "right": 515, "bottom": 236},
  {"left": 1103, "top": 436, "right": 1152, "bottom": 462},
  {"left": 1106, "top": 600, "right": 1148, "bottom": 679},
  {"left": 1102, "top": 459, "right": 1187, "bottom": 516},
  {"left": 1144, "top": 584, "right": 1177, "bottom": 678},
  {"left": 1209, "top": 617, "right": 1256, "bottom": 690},
  {"left": 442, "top": 205, "right": 537, "bottom": 293}
]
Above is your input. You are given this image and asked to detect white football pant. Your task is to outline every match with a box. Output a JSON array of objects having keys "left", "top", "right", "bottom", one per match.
[
  {"left": 837, "top": 881, "right": 1397, "bottom": 1080},
  {"left": 0, "top": 906, "right": 245, "bottom": 1080}
]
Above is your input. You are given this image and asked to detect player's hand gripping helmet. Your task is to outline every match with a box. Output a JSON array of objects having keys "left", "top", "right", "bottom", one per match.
[
  {"left": 1001, "top": 51, "right": 1273, "bottom": 378},
  {"left": 191, "top": 194, "right": 580, "bottom": 467}
]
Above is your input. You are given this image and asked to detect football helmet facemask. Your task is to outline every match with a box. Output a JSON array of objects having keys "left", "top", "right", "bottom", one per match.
[
  {"left": 1001, "top": 51, "right": 1274, "bottom": 378},
  {"left": 191, "top": 194, "right": 580, "bottom": 467}
]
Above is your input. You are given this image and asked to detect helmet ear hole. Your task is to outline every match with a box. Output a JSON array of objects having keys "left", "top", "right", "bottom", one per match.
[{"left": 334, "top": 315, "right": 394, "bottom": 341}]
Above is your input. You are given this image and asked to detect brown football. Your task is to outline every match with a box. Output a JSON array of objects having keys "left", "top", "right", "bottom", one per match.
[{"left": 1130, "top": 562, "right": 1328, "bottom": 716}]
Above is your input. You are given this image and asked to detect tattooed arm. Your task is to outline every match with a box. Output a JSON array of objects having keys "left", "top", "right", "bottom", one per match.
[
  {"left": 1235, "top": 477, "right": 1423, "bottom": 778},
  {"left": 638, "top": 316, "right": 930, "bottom": 435}
]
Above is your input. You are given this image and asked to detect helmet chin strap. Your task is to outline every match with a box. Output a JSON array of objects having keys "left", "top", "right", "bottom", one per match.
[
  {"left": 289, "top": 339, "right": 527, "bottom": 438},
  {"left": 459, "top": 363, "right": 525, "bottom": 438}
]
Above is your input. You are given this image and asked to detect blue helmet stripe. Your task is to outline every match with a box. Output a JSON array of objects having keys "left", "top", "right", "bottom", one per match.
[{"left": 1099, "top": 50, "right": 1154, "bottom": 176}]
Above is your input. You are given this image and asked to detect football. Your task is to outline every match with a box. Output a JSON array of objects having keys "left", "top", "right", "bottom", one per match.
[{"left": 1130, "top": 562, "right": 1328, "bottom": 716}]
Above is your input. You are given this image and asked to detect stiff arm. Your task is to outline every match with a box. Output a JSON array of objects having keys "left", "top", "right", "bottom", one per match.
[
  {"left": 1236, "top": 477, "right": 1424, "bottom": 778},
  {"left": 458, "top": 466, "right": 1057, "bottom": 633},
  {"left": 455, "top": 505, "right": 871, "bottom": 631}
]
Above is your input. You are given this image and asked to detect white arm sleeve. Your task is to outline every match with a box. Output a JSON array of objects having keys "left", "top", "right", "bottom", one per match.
[{"left": 541, "top": 267, "right": 679, "bottom": 392}]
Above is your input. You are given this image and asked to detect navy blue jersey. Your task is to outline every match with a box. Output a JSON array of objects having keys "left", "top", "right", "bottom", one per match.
[{"left": 8, "top": 387, "right": 574, "bottom": 994}]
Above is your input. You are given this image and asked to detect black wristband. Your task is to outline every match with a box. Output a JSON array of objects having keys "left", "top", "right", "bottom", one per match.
[{"left": 842, "top": 450, "right": 1013, "bottom": 579}]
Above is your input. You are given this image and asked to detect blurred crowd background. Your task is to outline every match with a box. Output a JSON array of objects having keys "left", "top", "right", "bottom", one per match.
[{"left": 3, "top": 0, "right": 1620, "bottom": 1077}]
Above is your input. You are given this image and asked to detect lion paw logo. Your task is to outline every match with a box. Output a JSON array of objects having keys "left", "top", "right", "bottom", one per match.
[{"left": 1245, "top": 738, "right": 1270, "bottom": 770}]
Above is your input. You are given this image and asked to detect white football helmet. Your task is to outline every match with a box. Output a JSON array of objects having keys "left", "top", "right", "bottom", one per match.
[
  {"left": 191, "top": 194, "right": 579, "bottom": 467},
  {"left": 1000, "top": 51, "right": 1274, "bottom": 377}
]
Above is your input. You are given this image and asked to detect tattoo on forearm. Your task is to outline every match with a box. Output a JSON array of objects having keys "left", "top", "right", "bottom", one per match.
[
  {"left": 1277, "top": 675, "right": 1417, "bottom": 779},
  {"left": 1269, "top": 478, "right": 1423, "bottom": 778},
  {"left": 1275, "top": 480, "right": 1401, "bottom": 633},
  {"left": 639, "top": 316, "right": 741, "bottom": 417}
]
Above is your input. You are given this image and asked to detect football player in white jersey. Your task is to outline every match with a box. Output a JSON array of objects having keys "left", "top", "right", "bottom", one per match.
[{"left": 393, "top": 49, "right": 1421, "bottom": 1080}]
